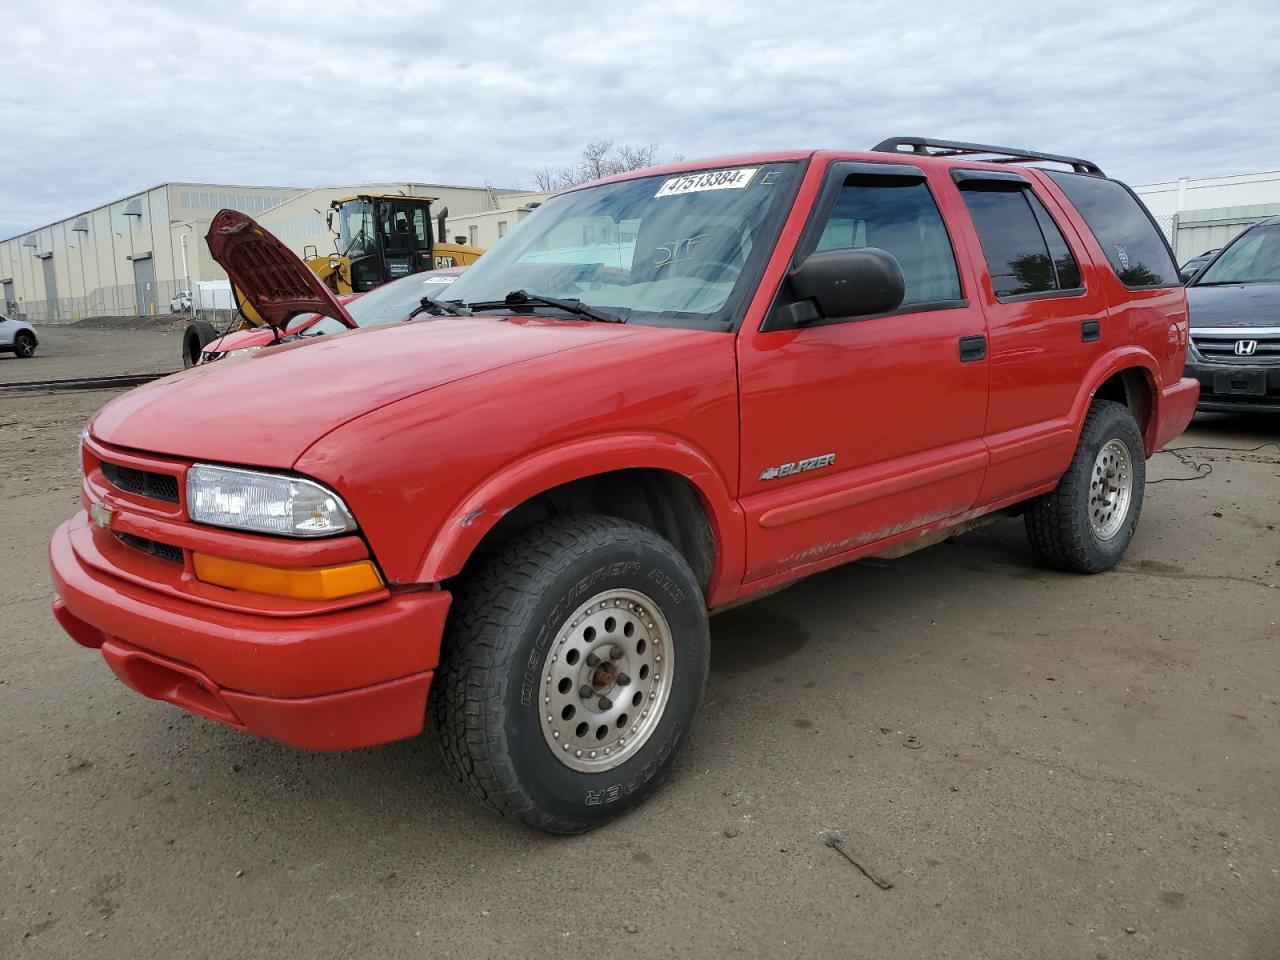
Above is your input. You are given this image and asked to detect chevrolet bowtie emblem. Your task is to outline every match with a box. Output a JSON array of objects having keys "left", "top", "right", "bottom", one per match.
[{"left": 89, "top": 501, "right": 114, "bottom": 529}]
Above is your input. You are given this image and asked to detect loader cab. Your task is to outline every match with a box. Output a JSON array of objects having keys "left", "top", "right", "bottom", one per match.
[{"left": 332, "top": 195, "right": 436, "bottom": 291}]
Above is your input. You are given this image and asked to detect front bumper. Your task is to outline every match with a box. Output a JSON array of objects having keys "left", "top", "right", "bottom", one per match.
[
  {"left": 1184, "top": 357, "right": 1280, "bottom": 412},
  {"left": 50, "top": 514, "right": 452, "bottom": 750}
]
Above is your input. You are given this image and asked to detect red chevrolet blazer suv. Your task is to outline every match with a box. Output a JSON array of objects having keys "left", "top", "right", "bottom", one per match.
[{"left": 50, "top": 138, "right": 1198, "bottom": 832}]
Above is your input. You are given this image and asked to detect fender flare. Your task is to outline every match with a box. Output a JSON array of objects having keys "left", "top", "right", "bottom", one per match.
[
  {"left": 1072, "top": 346, "right": 1162, "bottom": 454},
  {"left": 415, "top": 432, "right": 746, "bottom": 604}
]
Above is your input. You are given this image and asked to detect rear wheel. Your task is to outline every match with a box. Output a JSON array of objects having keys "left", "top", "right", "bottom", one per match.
[
  {"left": 13, "top": 331, "right": 35, "bottom": 358},
  {"left": 433, "top": 514, "right": 708, "bottom": 833},
  {"left": 1024, "top": 399, "right": 1146, "bottom": 573}
]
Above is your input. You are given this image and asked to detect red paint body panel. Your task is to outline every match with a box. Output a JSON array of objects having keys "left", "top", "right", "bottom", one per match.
[
  {"left": 51, "top": 515, "right": 450, "bottom": 700},
  {"left": 51, "top": 147, "right": 1197, "bottom": 751}
]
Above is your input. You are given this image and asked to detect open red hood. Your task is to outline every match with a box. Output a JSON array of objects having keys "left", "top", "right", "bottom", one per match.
[{"left": 205, "top": 209, "right": 357, "bottom": 330}]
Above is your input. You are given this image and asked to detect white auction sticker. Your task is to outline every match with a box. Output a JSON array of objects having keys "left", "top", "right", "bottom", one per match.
[{"left": 655, "top": 167, "right": 758, "bottom": 198}]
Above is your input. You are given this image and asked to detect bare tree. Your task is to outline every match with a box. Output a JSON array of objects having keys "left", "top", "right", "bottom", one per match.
[{"left": 533, "top": 142, "right": 664, "bottom": 191}]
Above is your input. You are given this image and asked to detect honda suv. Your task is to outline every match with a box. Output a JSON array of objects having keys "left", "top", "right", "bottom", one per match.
[
  {"left": 50, "top": 138, "right": 1198, "bottom": 832},
  {"left": 1183, "top": 216, "right": 1280, "bottom": 411}
]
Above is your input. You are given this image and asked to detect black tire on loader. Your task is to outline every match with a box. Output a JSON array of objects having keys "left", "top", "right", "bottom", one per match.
[{"left": 182, "top": 320, "right": 219, "bottom": 368}]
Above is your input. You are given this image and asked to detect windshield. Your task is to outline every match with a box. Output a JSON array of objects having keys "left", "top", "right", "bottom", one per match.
[
  {"left": 337, "top": 200, "right": 377, "bottom": 259},
  {"left": 302, "top": 273, "right": 461, "bottom": 337},
  {"left": 441, "top": 162, "right": 803, "bottom": 329},
  {"left": 1195, "top": 225, "right": 1280, "bottom": 284}
]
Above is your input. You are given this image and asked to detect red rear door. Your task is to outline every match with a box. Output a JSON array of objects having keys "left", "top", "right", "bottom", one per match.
[{"left": 939, "top": 168, "right": 1112, "bottom": 504}]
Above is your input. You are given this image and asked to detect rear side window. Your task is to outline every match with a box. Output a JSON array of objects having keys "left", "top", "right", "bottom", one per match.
[
  {"left": 959, "top": 184, "right": 1083, "bottom": 298},
  {"left": 1047, "top": 172, "right": 1180, "bottom": 288},
  {"left": 815, "top": 175, "right": 963, "bottom": 305}
]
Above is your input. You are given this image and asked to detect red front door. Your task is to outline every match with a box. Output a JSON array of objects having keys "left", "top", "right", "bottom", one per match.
[{"left": 736, "top": 160, "right": 990, "bottom": 585}]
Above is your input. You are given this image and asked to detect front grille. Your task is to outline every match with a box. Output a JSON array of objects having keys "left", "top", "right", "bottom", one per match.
[
  {"left": 115, "top": 532, "right": 185, "bottom": 564},
  {"left": 101, "top": 461, "right": 181, "bottom": 503},
  {"left": 1190, "top": 331, "right": 1280, "bottom": 364}
]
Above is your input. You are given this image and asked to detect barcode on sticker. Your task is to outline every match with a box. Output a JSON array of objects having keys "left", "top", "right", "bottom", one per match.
[{"left": 655, "top": 168, "right": 758, "bottom": 198}]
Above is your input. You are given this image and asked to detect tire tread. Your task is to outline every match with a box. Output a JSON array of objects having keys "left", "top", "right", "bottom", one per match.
[{"left": 432, "top": 514, "right": 699, "bottom": 832}]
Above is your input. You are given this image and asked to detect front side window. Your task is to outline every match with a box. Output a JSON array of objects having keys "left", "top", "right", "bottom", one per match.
[
  {"left": 960, "top": 184, "right": 1082, "bottom": 298},
  {"left": 440, "top": 162, "right": 804, "bottom": 329},
  {"left": 338, "top": 201, "right": 377, "bottom": 259},
  {"left": 1194, "top": 224, "right": 1280, "bottom": 285},
  {"left": 814, "top": 175, "right": 962, "bottom": 305},
  {"left": 1047, "top": 172, "right": 1179, "bottom": 288}
]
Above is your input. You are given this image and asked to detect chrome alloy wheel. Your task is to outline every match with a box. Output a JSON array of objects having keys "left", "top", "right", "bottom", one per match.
[
  {"left": 538, "top": 589, "right": 673, "bottom": 773},
  {"left": 1089, "top": 438, "right": 1134, "bottom": 540}
]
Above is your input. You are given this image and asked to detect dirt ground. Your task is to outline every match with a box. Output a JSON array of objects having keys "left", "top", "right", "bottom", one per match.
[
  {"left": 1, "top": 329, "right": 1277, "bottom": 960},
  {"left": 0, "top": 323, "right": 184, "bottom": 384}
]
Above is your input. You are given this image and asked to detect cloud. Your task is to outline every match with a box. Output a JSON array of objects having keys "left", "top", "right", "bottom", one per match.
[{"left": 1, "top": 0, "right": 1276, "bottom": 236}]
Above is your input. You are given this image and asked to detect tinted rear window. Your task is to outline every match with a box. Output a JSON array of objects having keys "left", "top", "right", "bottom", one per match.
[
  {"left": 1046, "top": 172, "right": 1179, "bottom": 288},
  {"left": 959, "top": 185, "right": 1082, "bottom": 298}
]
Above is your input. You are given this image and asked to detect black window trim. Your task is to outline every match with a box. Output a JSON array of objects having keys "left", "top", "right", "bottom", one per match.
[
  {"left": 763, "top": 160, "right": 969, "bottom": 331},
  {"left": 1045, "top": 170, "right": 1183, "bottom": 291},
  {"left": 953, "top": 172, "right": 1089, "bottom": 305}
]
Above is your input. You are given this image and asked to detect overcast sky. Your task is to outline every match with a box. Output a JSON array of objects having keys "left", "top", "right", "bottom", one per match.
[{"left": 2, "top": 0, "right": 1277, "bottom": 237}]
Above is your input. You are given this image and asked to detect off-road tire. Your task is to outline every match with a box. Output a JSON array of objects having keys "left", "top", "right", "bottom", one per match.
[
  {"left": 432, "top": 514, "right": 709, "bottom": 833},
  {"left": 13, "top": 331, "right": 36, "bottom": 358},
  {"left": 1025, "top": 399, "right": 1146, "bottom": 573},
  {"left": 182, "top": 320, "right": 218, "bottom": 368}
]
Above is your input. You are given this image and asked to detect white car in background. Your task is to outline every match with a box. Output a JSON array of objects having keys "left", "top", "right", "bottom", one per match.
[{"left": 0, "top": 313, "right": 38, "bottom": 358}]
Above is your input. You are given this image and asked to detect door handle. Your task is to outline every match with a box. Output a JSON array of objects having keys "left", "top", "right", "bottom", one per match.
[
  {"left": 958, "top": 334, "right": 987, "bottom": 363},
  {"left": 1081, "top": 319, "right": 1101, "bottom": 342}
]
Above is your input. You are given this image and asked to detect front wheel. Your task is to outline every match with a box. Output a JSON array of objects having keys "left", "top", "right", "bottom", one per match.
[
  {"left": 433, "top": 515, "right": 709, "bottom": 833},
  {"left": 13, "top": 331, "right": 36, "bottom": 358},
  {"left": 1024, "top": 399, "right": 1146, "bottom": 573}
]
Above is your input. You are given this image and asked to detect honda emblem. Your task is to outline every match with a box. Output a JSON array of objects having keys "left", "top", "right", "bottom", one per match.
[{"left": 1234, "top": 339, "right": 1258, "bottom": 356}]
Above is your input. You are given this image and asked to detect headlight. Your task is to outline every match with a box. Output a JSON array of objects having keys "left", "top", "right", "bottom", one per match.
[
  {"left": 224, "top": 346, "right": 262, "bottom": 359},
  {"left": 186, "top": 464, "right": 357, "bottom": 537}
]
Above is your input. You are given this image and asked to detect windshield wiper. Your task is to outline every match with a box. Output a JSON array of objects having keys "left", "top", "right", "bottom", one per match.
[
  {"left": 1195, "top": 280, "right": 1274, "bottom": 286},
  {"left": 467, "top": 289, "right": 626, "bottom": 324},
  {"left": 409, "top": 296, "right": 472, "bottom": 318}
]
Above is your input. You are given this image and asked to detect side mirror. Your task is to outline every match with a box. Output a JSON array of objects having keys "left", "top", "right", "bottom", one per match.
[{"left": 784, "top": 247, "right": 905, "bottom": 325}]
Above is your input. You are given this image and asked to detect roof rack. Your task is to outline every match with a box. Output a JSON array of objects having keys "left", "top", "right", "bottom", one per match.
[{"left": 871, "top": 137, "right": 1104, "bottom": 176}]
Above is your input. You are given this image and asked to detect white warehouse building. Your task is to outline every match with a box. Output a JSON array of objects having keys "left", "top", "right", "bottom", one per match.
[{"left": 0, "top": 181, "right": 547, "bottom": 322}]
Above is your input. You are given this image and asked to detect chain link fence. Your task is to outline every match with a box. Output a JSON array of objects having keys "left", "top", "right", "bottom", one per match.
[{"left": 5, "top": 278, "right": 192, "bottom": 324}]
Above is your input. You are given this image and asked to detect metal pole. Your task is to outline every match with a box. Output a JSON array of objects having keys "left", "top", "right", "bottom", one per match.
[{"left": 180, "top": 232, "right": 192, "bottom": 315}]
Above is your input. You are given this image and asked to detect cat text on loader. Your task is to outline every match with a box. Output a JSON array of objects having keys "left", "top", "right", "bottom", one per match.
[
  {"left": 303, "top": 194, "right": 485, "bottom": 295},
  {"left": 180, "top": 195, "right": 484, "bottom": 366}
]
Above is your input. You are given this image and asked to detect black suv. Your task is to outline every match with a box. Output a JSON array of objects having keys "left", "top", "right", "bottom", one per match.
[{"left": 1184, "top": 216, "right": 1280, "bottom": 412}]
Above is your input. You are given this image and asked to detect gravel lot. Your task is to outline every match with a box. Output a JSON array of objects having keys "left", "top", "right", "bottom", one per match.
[
  {"left": 2, "top": 329, "right": 1277, "bottom": 959},
  {"left": 0, "top": 321, "right": 184, "bottom": 385}
]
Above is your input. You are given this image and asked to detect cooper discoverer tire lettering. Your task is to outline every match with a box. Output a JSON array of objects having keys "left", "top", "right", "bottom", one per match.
[{"left": 432, "top": 514, "right": 709, "bottom": 833}]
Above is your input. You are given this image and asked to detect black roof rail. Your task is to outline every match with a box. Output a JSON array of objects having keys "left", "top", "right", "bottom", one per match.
[{"left": 871, "top": 137, "right": 1104, "bottom": 176}]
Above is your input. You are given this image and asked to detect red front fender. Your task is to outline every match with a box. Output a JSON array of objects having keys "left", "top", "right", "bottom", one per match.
[{"left": 414, "top": 432, "right": 746, "bottom": 607}]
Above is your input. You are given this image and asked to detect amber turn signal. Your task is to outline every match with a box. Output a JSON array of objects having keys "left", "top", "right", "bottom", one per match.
[{"left": 192, "top": 553, "right": 383, "bottom": 600}]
